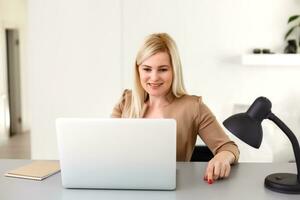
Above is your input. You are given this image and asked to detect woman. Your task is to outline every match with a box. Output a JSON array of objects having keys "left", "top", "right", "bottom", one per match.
[{"left": 111, "top": 33, "right": 239, "bottom": 184}]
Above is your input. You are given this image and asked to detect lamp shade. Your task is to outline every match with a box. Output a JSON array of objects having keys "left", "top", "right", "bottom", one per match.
[
  {"left": 223, "top": 113, "right": 262, "bottom": 148},
  {"left": 223, "top": 97, "right": 272, "bottom": 148}
]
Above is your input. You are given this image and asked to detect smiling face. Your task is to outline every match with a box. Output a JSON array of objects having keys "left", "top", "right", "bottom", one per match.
[{"left": 138, "top": 52, "right": 173, "bottom": 98}]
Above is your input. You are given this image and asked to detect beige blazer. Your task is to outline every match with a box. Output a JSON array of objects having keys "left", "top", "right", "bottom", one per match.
[{"left": 111, "top": 89, "right": 239, "bottom": 162}]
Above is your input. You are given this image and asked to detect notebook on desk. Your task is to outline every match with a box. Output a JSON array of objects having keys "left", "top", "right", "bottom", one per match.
[
  {"left": 56, "top": 118, "right": 177, "bottom": 190},
  {"left": 5, "top": 161, "right": 60, "bottom": 180}
]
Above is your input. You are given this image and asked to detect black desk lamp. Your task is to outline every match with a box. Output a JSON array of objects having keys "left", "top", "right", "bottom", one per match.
[{"left": 223, "top": 97, "right": 300, "bottom": 194}]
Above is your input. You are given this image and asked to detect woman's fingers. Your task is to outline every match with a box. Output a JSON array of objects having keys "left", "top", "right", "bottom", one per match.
[
  {"left": 213, "top": 161, "right": 221, "bottom": 180},
  {"left": 224, "top": 164, "right": 231, "bottom": 178},
  {"left": 219, "top": 163, "right": 226, "bottom": 178},
  {"left": 205, "top": 163, "right": 214, "bottom": 183},
  {"left": 204, "top": 159, "right": 232, "bottom": 183}
]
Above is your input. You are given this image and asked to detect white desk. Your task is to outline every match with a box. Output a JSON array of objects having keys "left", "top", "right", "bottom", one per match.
[{"left": 0, "top": 159, "right": 299, "bottom": 199}]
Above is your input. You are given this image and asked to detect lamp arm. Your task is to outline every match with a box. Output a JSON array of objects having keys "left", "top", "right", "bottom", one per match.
[{"left": 267, "top": 112, "right": 300, "bottom": 180}]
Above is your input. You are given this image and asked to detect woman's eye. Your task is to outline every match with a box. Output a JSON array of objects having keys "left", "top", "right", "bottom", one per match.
[
  {"left": 143, "top": 68, "right": 151, "bottom": 72},
  {"left": 159, "top": 68, "right": 168, "bottom": 72}
]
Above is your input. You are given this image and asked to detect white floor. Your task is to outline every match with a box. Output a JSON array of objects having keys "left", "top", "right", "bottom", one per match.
[{"left": 0, "top": 131, "right": 30, "bottom": 159}]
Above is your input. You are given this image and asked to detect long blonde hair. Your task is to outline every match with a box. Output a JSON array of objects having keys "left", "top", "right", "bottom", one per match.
[{"left": 130, "top": 33, "right": 187, "bottom": 117}]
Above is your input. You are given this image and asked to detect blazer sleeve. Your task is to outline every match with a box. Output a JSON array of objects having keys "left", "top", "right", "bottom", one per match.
[
  {"left": 196, "top": 98, "right": 240, "bottom": 163},
  {"left": 110, "top": 89, "right": 129, "bottom": 118}
]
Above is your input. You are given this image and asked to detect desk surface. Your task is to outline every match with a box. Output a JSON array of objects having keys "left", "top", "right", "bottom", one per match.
[{"left": 0, "top": 159, "right": 299, "bottom": 199}]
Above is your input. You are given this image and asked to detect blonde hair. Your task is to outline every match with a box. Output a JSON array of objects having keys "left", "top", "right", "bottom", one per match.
[{"left": 129, "top": 33, "right": 187, "bottom": 118}]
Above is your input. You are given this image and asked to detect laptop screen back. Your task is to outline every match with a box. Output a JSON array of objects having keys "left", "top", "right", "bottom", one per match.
[{"left": 56, "top": 118, "right": 176, "bottom": 190}]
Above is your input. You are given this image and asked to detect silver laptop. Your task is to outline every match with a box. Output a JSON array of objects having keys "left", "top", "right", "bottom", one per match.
[{"left": 56, "top": 118, "right": 176, "bottom": 190}]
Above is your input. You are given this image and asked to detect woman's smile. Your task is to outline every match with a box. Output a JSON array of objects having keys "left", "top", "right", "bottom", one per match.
[{"left": 148, "top": 83, "right": 163, "bottom": 89}]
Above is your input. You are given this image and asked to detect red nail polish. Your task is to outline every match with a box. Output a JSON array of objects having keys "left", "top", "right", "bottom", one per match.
[{"left": 208, "top": 179, "right": 213, "bottom": 184}]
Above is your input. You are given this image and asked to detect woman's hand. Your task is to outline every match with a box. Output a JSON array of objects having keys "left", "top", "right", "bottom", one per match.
[{"left": 204, "top": 151, "right": 235, "bottom": 184}]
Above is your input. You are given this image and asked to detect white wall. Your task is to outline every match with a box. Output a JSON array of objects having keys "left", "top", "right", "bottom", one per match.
[
  {"left": 0, "top": 0, "right": 28, "bottom": 139},
  {"left": 28, "top": 0, "right": 122, "bottom": 159},
  {"left": 27, "top": 0, "right": 300, "bottom": 161}
]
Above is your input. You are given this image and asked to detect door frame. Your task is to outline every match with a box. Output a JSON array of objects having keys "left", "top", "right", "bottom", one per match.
[{"left": 0, "top": 20, "right": 21, "bottom": 139}]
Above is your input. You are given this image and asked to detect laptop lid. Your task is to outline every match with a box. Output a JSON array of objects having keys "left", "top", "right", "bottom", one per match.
[{"left": 56, "top": 118, "right": 176, "bottom": 190}]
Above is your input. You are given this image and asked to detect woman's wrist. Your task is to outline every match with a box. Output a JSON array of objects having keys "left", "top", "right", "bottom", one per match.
[{"left": 217, "top": 151, "right": 235, "bottom": 164}]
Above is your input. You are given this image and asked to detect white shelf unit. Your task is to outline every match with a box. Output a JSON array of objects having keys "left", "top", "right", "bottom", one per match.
[{"left": 242, "top": 54, "right": 300, "bottom": 66}]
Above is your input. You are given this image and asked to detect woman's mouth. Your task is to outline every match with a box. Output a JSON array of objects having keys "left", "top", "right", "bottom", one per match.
[{"left": 148, "top": 83, "right": 163, "bottom": 88}]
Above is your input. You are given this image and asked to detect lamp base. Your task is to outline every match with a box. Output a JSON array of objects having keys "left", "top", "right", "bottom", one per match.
[{"left": 264, "top": 173, "right": 300, "bottom": 194}]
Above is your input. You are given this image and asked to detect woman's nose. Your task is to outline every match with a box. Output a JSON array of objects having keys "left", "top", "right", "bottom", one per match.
[{"left": 150, "top": 71, "right": 159, "bottom": 81}]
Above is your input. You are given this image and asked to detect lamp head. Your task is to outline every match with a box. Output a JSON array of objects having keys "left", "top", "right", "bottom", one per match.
[{"left": 223, "top": 97, "right": 272, "bottom": 148}]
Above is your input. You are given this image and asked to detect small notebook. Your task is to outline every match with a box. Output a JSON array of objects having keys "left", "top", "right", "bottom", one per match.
[{"left": 5, "top": 160, "right": 60, "bottom": 181}]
